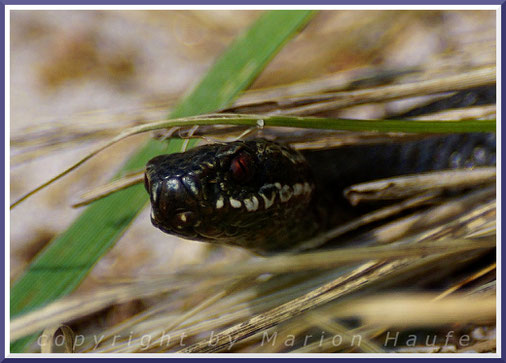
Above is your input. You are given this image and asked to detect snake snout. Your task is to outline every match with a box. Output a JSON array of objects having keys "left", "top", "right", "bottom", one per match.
[{"left": 145, "top": 171, "right": 202, "bottom": 237}]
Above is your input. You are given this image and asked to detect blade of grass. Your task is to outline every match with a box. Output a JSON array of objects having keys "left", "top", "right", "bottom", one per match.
[
  {"left": 12, "top": 113, "right": 495, "bottom": 209},
  {"left": 10, "top": 10, "right": 316, "bottom": 352}
]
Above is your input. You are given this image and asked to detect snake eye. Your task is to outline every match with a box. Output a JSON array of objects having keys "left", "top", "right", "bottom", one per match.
[{"left": 230, "top": 152, "right": 255, "bottom": 183}]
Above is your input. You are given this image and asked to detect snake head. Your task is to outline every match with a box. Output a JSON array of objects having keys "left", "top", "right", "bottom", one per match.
[{"left": 144, "top": 139, "right": 317, "bottom": 252}]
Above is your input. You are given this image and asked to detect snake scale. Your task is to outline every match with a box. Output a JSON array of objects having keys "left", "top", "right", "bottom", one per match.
[{"left": 144, "top": 87, "right": 496, "bottom": 255}]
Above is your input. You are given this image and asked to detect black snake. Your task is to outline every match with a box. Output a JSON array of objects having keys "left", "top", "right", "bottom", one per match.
[
  {"left": 144, "top": 87, "right": 496, "bottom": 255},
  {"left": 144, "top": 133, "right": 495, "bottom": 255}
]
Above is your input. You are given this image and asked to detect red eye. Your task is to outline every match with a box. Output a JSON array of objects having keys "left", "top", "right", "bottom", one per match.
[{"left": 230, "top": 152, "right": 254, "bottom": 182}]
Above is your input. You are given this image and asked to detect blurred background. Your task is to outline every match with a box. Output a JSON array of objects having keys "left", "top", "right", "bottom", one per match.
[{"left": 9, "top": 10, "right": 496, "bottom": 344}]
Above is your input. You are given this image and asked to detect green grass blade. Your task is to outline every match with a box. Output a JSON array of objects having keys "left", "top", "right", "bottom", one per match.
[
  {"left": 10, "top": 10, "right": 316, "bottom": 352},
  {"left": 113, "top": 114, "right": 497, "bottom": 135},
  {"left": 172, "top": 10, "right": 316, "bottom": 118}
]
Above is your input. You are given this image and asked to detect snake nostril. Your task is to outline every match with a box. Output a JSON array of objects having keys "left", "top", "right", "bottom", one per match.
[
  {"left": 165, "top": 177, "right": 189, "bottom": 204},
  {"left": 156, "top": 177, "right": 198, "bottom": 218},
  {"left": 182, "top": 174, "right": 203, "bottom": 199}
]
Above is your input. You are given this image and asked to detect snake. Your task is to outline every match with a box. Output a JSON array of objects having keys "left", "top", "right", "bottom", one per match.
[
  {"left": 144, "top": 132, "right": 495, "bottom": 255},
  {"left": 144, "top": 86, "right": 496, "bottom": 255}
]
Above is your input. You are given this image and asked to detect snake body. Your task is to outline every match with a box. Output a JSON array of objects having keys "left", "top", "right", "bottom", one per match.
[{"left": 144, "top": 133, "right": 496, "bottom": 255}]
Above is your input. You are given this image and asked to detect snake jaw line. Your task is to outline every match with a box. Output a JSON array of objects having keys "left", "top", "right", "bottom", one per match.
[
  {"left": 144, "top": 134, "right": 494, "bottom": 254},
  {"left": 215, "top": 196, "right": 225, "bottom": 209},
  {"left": 229, "top": 198, "right": 242, "bottom": 209},
  {"left": 260, "top": 191, "right": 276, "bottom": 209}
]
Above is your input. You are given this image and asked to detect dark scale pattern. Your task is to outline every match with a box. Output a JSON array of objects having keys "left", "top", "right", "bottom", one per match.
[
  {"left": 145, "top": 140, "right": 319, "bottom": 254},
  {"left": 145, "top": 134, "right": 495, "bottom": 255}
]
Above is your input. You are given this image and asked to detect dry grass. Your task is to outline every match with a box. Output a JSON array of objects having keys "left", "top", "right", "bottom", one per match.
[{"left": 10, "top": 10, "right": 496, "bottom": 354}]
